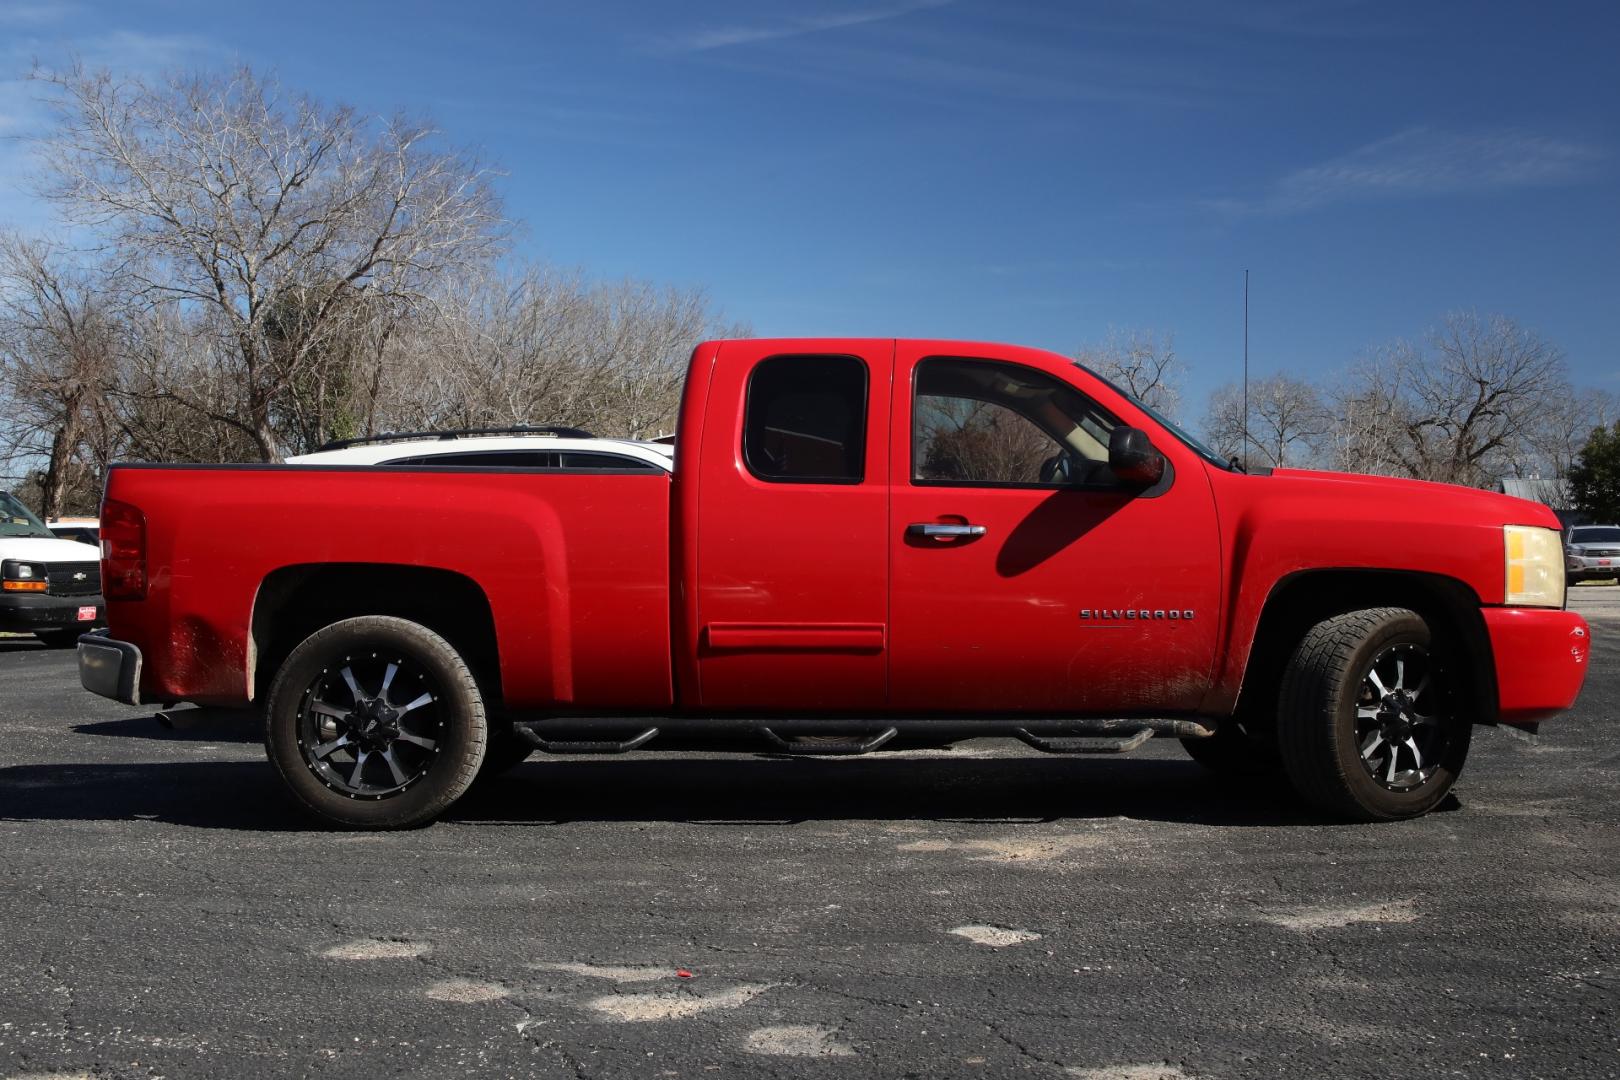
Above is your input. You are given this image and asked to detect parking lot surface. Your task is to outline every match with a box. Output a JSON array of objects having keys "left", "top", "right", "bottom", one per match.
[{"left": 1, "top": 593, "right": 1617, "bottom": 1079}]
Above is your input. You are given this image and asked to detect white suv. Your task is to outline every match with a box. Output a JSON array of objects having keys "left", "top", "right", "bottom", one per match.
[{"left": 285, "top": 426, "right": 674, "bottom": 472}]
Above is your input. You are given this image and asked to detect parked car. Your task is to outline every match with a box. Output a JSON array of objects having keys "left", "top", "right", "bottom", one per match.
[
  {"left": 285, "top": 426, "right": 674, "bottom": 472},
  {"left": 1, "top": 492, "right": 105, "bottom": 646},
  {"left": 78, "top": 338, "right": 1589, "bottom": 829},
  {"left": 1565, "top": 524, "right": 1620, "bottom": 583},
  {"left": 46, "top": 517, "right": 101, "bottom": 546}
]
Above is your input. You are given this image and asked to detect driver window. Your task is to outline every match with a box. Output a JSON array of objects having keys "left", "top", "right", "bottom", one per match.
[{"left": 913, "top": 357, "right": 1119, "bottom": 487}]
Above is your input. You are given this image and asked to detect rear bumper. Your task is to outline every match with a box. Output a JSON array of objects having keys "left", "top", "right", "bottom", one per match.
[
  {"left": 1483, "top": 607, "right": 1589, "bottom": 726},
  {"left": 78, "top": 629, "right": 143, "bottom": 705},
  {"left": 0, "top": 592, "right": 105, "bottom": 633}
]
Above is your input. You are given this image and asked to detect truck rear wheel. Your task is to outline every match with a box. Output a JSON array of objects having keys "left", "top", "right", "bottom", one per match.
[
  {"left": 1277, "top": 607, "right": 1471, "bottom": 821},
  {"left": 264, "top": 616, "right": 487, "bottom": 829}
]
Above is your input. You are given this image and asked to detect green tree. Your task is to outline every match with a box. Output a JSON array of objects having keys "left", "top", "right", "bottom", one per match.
[{"left": 1568, "top": 422, "right": 1620, "bottom": 522}]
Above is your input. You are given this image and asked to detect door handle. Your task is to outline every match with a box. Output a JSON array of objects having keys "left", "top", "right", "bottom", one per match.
[{"left": 907, "top": 522, "right": 987, "bottom": 540}]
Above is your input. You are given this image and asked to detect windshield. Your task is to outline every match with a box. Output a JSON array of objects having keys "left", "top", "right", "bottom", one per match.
[
  {"left": 1572, "top": 527, "right": 1620, "bottom": 544},
  {"left": 1075, "top": 363, "right": 1236, "bottom": 471},
  {"left": 0, "top": 492, "right": 54, "bottom": 539}
]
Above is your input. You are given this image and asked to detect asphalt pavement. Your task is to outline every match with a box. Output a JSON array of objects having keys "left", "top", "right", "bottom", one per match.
[{"left": 1, "top": 593, "right": 1616, "bottom": 1079}]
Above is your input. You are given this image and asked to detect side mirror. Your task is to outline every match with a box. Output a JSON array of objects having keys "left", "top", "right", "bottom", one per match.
[{"left": 1108, "top": 426, "right": 1165, "bottom": 487}]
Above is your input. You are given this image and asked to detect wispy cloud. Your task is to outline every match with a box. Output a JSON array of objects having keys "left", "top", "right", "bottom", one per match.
[
  {"left": 1212, "top": 128, "right": 1606, "bottom": 215},
  {"left": 655, "top": 0, "right": 950, "bottom": 53},
  {"left": 0, "top": 1, "right": 80, "bottom": 26}
]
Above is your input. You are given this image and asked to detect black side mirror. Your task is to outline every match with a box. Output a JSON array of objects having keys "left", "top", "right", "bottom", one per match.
[{"left": 1108, "top": 426, "right": 1164, "bottom": 487}]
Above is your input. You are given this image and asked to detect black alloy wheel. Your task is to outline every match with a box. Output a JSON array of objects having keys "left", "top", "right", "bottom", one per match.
[
  {"left": 265, "top": 617, "right": 486, "bottom": 829},
  {"left": 1277, "top": 607, "right": 1472, "bottom": 821}
]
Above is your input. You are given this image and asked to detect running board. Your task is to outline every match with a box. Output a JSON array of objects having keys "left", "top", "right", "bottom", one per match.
[
  {"left": 510, "top": 716, "right": 1214, "bottom": 756},
  {"left": 1014, "top": 725, "right": 1153, "bottom": 754},
  {"left": 514, "top": 726, "right": 660, "bottom": 755},
  {"left": 757, "top": 726, "right": 898, "bottom": 756}
]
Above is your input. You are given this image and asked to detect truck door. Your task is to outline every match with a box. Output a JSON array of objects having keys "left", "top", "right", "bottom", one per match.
[
  {"left": 692, "top": 340, "right": 892, "bottom": 710},
  {"left": 886, "top": 344, "right": 1221, "bottom": 714}
]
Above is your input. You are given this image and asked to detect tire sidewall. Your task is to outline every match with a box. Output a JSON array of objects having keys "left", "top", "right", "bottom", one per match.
[{"left": 265, "top": 617, "right": 486, "bottom": 829}]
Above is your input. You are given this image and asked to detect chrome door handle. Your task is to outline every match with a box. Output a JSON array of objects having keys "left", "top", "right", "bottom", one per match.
[{"left": 907, "top": 522, "right": 987, "bottom": 539}]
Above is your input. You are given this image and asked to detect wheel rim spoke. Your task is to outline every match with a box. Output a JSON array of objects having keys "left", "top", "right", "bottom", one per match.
[
  {"left": 311, "top": 702, "right": 348, "bottom": 721},
  {"left": 398, "top": 692, "right": 433, "bottom": 715},
  {"left": 350, "top": 749, "right": 371, "bottom": 790},
  {"left": 1405, "top": 737, "right": 1424, "bottom": 771},
  {"left": 340, "top": 666, "right": 365, "bottom": 702},
  {"left": 381, "top": 748, "right": 409, "bottom": 787},
  {"left": 1360, "top": 731, "right": 1384, "bottom": 760},
  {"left": 1367, "top": 670, "right": 1389, "bottom": 697},
  {"left": 395, "top": 730, "right": 437, "bottom": 751},
  {"left": 380, "top": 662, "right": 398, "bottom": 703},
  {"left": 310, "top": 733, "right": 350, "bottom": 760}
]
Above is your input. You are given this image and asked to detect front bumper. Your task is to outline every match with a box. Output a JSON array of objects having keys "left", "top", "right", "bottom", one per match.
[
  {"left": 1483, "top": 607, "right": 1589, "bottom": 726},
  {"left": 1567, "top": 555, "right": 1620, "bottom": 579},
  {"left": 78, "top": 629, "right": 143, "bottom": 705},
  {"left": 0, "top": 592, "right": 105, "bottom": 633}
]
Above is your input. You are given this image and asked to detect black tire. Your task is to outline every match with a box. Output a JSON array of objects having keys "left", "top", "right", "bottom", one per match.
[
  {"left": 33, "top": 630, "right": 82, "bottom": 649},
  {"left": 1180, "top": 718, "right": 1280, "bottom": 778},
  {"left": 264, "top": 616, "right": 487, "bottom": 829},
  {"left": 1277, "top": 607, "right": 1471, "bottom": 822}
]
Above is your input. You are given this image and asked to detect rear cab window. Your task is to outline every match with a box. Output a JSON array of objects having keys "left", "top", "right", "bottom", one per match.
[{"left": 743, "top": 355, "right": 868, "bottom": 484}]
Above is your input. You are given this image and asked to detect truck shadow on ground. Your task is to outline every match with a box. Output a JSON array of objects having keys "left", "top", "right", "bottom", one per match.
[
  {"left": 73, "top": 710, "right": 262, "bottom": 744},
  {"left": 0, "top": 754, "right": 1450, "bottom": 831}
]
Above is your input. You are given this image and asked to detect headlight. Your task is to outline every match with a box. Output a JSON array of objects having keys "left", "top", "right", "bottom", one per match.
[
  {"left": 1, "top": 559, "right": 48, "bottom": 592},
  {"left": 1504, "top": 525, "right": 1565, "bottom": 607}
]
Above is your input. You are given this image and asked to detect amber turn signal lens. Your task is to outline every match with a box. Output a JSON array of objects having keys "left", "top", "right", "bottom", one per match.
[{"left": 2, "top": 580, "right": 48, "bottom": 592}]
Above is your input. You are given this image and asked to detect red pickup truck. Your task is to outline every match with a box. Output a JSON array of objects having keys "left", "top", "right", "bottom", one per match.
[{"left": 77, "top": 339, "right": 1590, "bottom": 828}]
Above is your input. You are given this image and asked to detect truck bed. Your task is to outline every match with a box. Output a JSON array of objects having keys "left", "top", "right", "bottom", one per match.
[{"left": 102, "top": 464, "right": 674, "bottom": 709}]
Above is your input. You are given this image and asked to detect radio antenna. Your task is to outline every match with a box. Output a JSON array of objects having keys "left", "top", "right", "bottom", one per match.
[{"left": 1242, "top": 268, "right": 1250, "bottom": 467}]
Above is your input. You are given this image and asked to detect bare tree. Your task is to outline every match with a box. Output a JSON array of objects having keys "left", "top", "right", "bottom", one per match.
[
  {"left": 1073, "top": 329, "right": 1181, "bottom": 419},
  {"left": 1531, "top": 389, "right": 1616, "bottom": 479},
  {"left": 0, "top": 233, "right": 121, "bottom": 517},
  {"left": 1327, "top": 313, "right": 1568, "bottom": 487},
  {"left": 375, "top": 266, "right": 746, "bottom": 440},
  {"left": 32, "top": 64, "right": 507, "bottom": 460},
  {"left": 1204, "top": 374, "right": 1330, "bottom": 469}
]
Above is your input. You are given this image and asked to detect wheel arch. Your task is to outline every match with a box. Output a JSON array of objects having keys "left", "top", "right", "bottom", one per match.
[
  {"left": 249, "top": 563, "right": 501, "bottom": 704},
  {"left": 1234, "top": 569, "right": 1499, "bottom": 730}
]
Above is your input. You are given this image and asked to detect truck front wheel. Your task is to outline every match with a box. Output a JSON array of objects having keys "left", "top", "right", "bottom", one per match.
[
  {"left": 1276, "top": 607, "right": 1472, "bottom": 821},
  {"left": 264, "top": 616, "right": 488, "bottom": 829}
]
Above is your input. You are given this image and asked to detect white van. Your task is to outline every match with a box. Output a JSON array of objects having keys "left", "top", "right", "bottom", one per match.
[{"left": 0, "top": 491, "right": 105, "bottom": 647}]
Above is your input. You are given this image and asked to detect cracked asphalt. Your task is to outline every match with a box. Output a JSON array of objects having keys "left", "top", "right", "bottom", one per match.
[{"left": 2, "top": 592, "right": 1617, "bottom": 1079}]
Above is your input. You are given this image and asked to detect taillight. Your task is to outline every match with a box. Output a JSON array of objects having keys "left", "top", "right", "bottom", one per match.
[{"left": 100, "top": 497, "right": 147, "bottom": 600}]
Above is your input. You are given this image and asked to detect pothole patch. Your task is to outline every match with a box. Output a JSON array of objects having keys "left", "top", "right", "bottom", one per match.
[
  {"left": 321, "top": 939, "right": 428, "bottom": 960},
  {"left": 743, "top": 1024, "right": 855, "bottom": 1057},
  {"left": 424, "top": 978, "right": 508, "bottom": 1003},
  {"left": 532, "top": 961, "right": 672, "bottom": 983},
  {"left": 587, "top": 983, "right": 770, "bottom": 1022},
  {"left": 900, "top": 835, "right": 1106, "bottom": 864},
  {"left": 949, "top": 924, "right": 1042, "bottom": 947},
  {"left": 1066, "top": 1066, "right": 1197, "bottom": 1080},
  {"left": 1261, "top": 901, "right": 1418, "bottom": 931}
]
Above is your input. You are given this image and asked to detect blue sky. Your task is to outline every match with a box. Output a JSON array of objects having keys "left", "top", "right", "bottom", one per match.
[{"left": 1, "top": 0, "right": 1616, "bottom": 418}]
